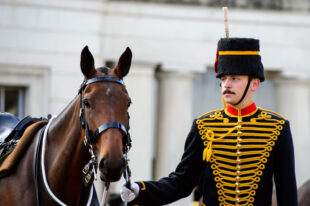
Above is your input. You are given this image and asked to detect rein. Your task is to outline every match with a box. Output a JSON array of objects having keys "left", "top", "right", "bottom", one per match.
[{"left": 33, "top": 74, "right": 132, "bottom": 206}]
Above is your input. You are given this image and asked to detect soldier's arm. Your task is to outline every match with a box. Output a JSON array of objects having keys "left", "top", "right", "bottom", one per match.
[
  {"left": 130, "top": 120, "right": 204, "bottom": 206},
  {"left": 274, "top": 120, "right": 298, "bottom": 206}
]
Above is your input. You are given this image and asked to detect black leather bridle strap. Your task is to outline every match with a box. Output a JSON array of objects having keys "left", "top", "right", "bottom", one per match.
[
  {"left": 93, "top": 122, "right": 127, "bottom": 141},
  {"left": 79, "top": 77, "right": 124, "bottom": 93},
  {"left": 84, "top": 77, "right": 124, "bottom": 86},
  {"left": 33, "top": 125, "right": 47, "bottom": 206}
]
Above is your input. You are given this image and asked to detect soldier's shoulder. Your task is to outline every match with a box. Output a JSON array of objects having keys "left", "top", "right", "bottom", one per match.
[
  {"left": 258, "top": 108, "right": 286, "bottom": 121},
  {"left": 197, "top": 108, "right": 224, "bottom": 120}
]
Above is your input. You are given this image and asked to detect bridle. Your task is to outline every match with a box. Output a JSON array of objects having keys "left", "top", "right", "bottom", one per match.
[
  {"left": 79, "top": 75, "right": 132, "bottom": 153},
  {"left": 78, "top": 75, "right": 132, "bottom": 186},
  {"left": 78, "top": 74, "right": 133, "bottom": 206},
  {"left": 33, "top": 71, "right": 132, "bottom": 206}
]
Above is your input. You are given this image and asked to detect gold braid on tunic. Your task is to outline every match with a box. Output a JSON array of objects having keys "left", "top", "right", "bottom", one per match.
[{"left": 196, "top": 109, "right": 285, "bottom": 206}]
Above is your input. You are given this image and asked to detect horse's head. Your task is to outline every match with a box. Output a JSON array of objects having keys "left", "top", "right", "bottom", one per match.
[{"left": 79, "top": 46, "right": 132, "bottom": 182}]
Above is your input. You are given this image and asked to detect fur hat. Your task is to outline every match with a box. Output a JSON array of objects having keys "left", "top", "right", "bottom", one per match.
[{"left": 214, "top": 38, "right": 265, "bottom": 82}]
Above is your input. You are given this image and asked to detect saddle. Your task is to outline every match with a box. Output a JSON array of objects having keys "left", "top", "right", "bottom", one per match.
[
  {"left": 0, "top": 112, "right": 47, "bottom": 164},
  {"left": 0, "top": 112, "right": 19, "bottom": 143}
]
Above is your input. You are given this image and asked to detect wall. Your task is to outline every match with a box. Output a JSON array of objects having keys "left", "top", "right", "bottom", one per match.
[{"left": 1, "top": 0, "right": 310, "bottom": 205}]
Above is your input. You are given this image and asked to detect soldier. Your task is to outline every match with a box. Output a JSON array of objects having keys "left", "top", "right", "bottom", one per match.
[{"left": 121, "top": 38, "right": 298, "bottom": 206}]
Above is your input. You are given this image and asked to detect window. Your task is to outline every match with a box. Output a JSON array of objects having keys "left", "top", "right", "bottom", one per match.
[
  {"left": 0, "top": 86, "right": 25, "bottom": 119},
  {"left": 0, "top": 64, "right": 49, "bottom": 118}
]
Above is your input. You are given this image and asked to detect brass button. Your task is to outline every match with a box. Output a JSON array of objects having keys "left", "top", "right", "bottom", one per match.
[
  {"left": 236, "top": 176, "right": 240, "bottom": 180},
  {"left": 238, "top": 138, "right": 242, "bottom": 142}
]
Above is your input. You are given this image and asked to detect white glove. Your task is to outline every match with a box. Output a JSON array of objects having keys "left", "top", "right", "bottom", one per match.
[{"left": 120, "top": 182, "right": 140, "bottom": 202}]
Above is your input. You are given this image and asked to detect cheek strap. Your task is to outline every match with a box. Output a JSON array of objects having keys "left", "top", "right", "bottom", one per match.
[{"left": 232, "top": 76, "right": 252, "bottom": 106}]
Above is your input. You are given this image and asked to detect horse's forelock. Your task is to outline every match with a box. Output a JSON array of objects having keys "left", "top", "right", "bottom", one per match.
[{"left": 98, "top": 67, "right": 109, "bottom": 75}]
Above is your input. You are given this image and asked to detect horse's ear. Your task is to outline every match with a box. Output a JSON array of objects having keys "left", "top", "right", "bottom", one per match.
[
  {"left": 80, "top": 46, "right": 96, "bottom": 78},
  {"left": 115, "top": 47, "right": 132, "bottom": 78}
]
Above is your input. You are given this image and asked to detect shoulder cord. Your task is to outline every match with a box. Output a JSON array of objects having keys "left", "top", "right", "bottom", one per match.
[{"left": 202, "top": 125, "right": 239, "bottom": 162}]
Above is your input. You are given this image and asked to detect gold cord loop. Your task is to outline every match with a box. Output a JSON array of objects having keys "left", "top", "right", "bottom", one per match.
[{"left": 203, "top": 125, "right": 239, "bottom": 162}]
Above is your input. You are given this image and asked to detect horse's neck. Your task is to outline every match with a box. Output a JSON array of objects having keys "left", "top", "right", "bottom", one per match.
[{"left": 44, "top": 95, "right": 90, "bottom": 200}]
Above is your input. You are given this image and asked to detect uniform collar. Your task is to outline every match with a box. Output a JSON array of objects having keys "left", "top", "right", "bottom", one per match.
[{"left": 225, "top": 102, "right": 258, "bottom": 117}]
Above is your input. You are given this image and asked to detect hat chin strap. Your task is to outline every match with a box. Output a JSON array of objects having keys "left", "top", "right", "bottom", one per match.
[{"left": 232, "top": 76, "right": 252, "bottom": 106}]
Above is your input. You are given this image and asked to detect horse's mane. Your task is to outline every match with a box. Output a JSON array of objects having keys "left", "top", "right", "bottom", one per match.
[{"left": 55, "top": 95, "right": 79, "bottom": 121}]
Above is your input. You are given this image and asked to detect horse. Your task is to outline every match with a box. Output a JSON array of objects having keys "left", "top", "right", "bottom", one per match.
[
  {"left": 0, "top": 45, "right": 133, "bottom": 205},
  {"left": 298, "top": 179, "right": 310, "bottom": 206},
  {"left": 272, "top": 179, "right": 310, "bottom": 206}
]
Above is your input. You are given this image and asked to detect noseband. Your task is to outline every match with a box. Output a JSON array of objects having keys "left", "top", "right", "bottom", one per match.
[{"left": 78, "top": 75, "right": 132, "bottom": 184}]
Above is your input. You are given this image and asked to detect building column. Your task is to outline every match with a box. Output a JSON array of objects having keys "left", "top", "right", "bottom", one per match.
[
  {"left": 275, "top": 78, "right": 310, "bottom": 187},
  {"left": 155, "top": 70, "right": 196, "bottom": 206},
  {"left": 125, "top": 62, "right": 157, "bottom": 181}
]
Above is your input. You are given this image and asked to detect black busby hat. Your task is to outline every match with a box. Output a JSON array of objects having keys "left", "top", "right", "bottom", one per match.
[{"left": 214, "top": 38, "right": 265, "bottom": 82}]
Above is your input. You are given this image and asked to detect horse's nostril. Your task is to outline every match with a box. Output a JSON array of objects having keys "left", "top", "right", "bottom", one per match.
[
  {"left": 99, "top": 158, "right": 107, "bottom": 172},
  {"left": 99, "top": 157, "right": 127, "bottom": 182}
]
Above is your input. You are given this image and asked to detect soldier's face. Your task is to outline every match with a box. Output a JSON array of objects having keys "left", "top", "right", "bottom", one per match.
[{"left": 220, "top": 75, "right": 249, "bottom": 106}]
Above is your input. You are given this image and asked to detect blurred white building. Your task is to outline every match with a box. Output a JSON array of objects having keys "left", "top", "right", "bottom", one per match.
[{"left": 1, "top": 0, "right": 310, "bottom": 205}]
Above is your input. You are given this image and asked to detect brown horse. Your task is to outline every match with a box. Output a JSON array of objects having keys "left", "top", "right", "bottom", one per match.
[
  {"left": 272, "top": 179, "right": 310, "bottom": 206},
  {"left": 298, "top": 179, "right": 310, "bottom": 206},
  {"left": 0, "top": 46, "right": 132, "bottom": 205}
]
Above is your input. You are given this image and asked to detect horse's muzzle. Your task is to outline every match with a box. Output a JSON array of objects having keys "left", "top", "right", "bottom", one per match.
[{"left": 99, "top": 157, "right": 126, "bottom": 182}]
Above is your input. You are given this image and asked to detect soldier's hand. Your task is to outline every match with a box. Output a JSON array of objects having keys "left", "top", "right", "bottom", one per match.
[{"left": 120, "top": 182, "right": 140, "bottom": 202}]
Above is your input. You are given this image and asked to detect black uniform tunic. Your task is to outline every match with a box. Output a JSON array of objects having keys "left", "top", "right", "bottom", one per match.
[{"left": 130, "top": 102, "right": 297, "bottom": 206}]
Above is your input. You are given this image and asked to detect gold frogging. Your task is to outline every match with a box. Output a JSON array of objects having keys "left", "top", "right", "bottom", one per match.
[{"left": 197, "top": 110, "right": 285, "bottom": 206}]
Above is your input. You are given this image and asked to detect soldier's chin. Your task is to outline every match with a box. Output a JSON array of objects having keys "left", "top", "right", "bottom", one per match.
[{"left": 223, "top": 99, "right": 236, "bottom": 105}]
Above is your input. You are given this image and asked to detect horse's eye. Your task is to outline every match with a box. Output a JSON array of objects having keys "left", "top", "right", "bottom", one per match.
[
  {"left": 127, "top": 100, "right": 132, "bottom": 109},
  {"left": 83, "top": 99, "right": 91, "bottom": 108}
]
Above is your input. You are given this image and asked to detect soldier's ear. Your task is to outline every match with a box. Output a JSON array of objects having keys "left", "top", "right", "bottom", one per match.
[{"left": 251, "top": 78, "right": 260, "bottom": 92}]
